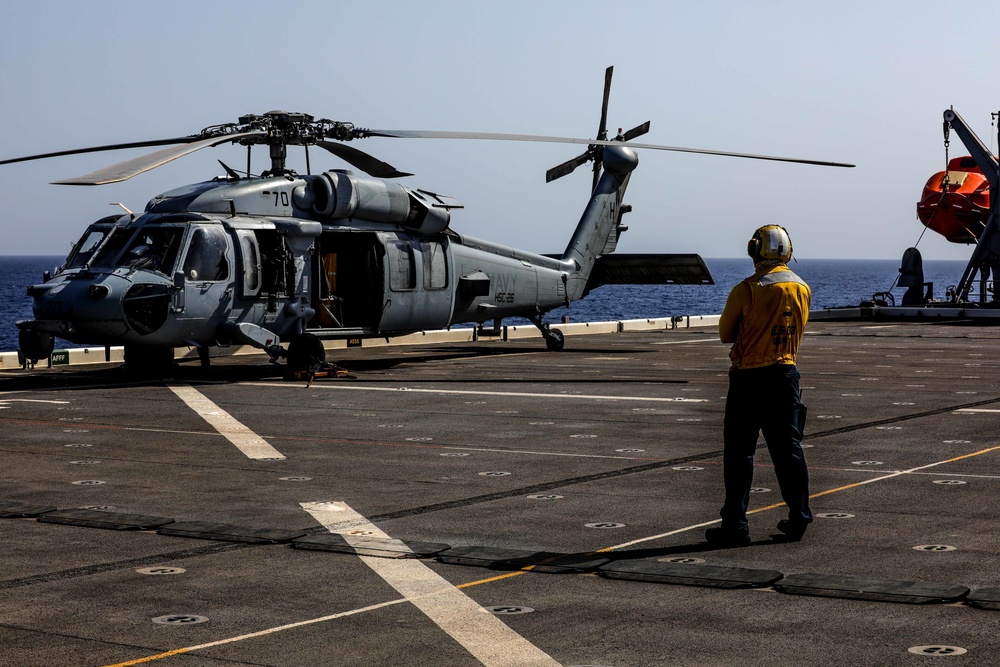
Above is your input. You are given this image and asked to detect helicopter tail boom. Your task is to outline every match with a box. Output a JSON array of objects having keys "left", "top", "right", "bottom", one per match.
[{"left": 560, "top": 144, "right": 638, "bottom": 301}]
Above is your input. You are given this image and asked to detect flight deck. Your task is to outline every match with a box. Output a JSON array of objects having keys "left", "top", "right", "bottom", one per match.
[{"left": 2, "top": 320, "right": 1000, "bottom": 666}]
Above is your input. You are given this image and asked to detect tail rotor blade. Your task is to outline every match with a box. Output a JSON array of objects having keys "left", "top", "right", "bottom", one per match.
[
  {"left": 622, "top": 121, "right": 650, "bottom": 142},
  {"left": 546, "top": 151, "right": 592, "bottom": 183},
  {"left": 598, "top": 66, "right": 613, "bottom": 140}
]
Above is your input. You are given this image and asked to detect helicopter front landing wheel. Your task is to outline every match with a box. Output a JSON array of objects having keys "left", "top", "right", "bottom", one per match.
[
  {"left": 286, "top": 333, "right": 326, "bottom": 371},
  {"left": 543, "top": 327, "right": 565, "bottom": 352}
]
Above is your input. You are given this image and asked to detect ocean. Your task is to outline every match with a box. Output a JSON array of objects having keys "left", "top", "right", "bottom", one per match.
[{"left": 0, "top": 256, "right": 970, "bottom": 353}]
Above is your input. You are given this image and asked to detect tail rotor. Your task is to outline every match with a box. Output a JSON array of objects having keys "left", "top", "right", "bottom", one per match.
[{"left": 546, "top": 66, "right": 651, "bottom": 191}]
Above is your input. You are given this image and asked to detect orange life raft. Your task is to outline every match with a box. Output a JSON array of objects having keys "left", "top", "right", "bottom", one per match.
[{"left": 916, "top": 156, "right": 990, "bottom": 243}]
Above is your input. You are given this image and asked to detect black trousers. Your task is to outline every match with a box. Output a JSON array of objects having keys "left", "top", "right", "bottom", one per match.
[{"left": 721, "top": 363, "right": 811, "bottom": 531}]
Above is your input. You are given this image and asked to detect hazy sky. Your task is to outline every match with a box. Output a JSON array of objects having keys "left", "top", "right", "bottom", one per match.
[{"left": 1, "top": 1, "right": 997, "bottom": 260}]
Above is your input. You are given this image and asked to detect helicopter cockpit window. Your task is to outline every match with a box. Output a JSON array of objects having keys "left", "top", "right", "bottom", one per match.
[
  {"left": 420, "top": 241, "right": 447, "bottom": 290},
  {"left": 64, "top": 228, "right": 110, "bottom": 269},
  {"left": 119, "top": 227, "right": 184, "bottom": 274},
  {"left": 388, "top": 240, "right": 416, "bottom": 291},
  {"left": 88, "top": 227, "right": 137, "bottom": 268},
  {"left": 183, "top": 226, "right": 230, "bottom": 282}
]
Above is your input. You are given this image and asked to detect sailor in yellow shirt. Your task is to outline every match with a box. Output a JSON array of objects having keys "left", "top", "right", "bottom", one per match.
[{"left": 706, "top": 225, "right": 813, "bottom": 547}]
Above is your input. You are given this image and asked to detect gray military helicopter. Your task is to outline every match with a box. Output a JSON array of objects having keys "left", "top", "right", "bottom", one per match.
[{"left": 1, "top": 68, "right": 853, "bottom": 372}]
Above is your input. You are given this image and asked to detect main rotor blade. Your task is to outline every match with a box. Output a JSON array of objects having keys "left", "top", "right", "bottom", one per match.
[
  {"left": 598, "top": 66, "right": 613, "bottom": 139},
  {"left": 317, "top": 141, "right": 412, "bottom": 178},
  {"left": 52, "top": 131, "right": 265, "bottom": 185},
  {"left": 362, "top": 129, "right": 855, "bottom": 168},
  {"left": 546, "top": 151, "right": 592, "bottom": 183},
  {"left": 0, "top": 137, "right": 198, "bottom": 167},
  {"left": 622, "top": 121, "right": 650, "bottom": 142}
]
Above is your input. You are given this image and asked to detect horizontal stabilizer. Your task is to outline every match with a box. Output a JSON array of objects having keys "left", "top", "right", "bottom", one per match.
[{"left": 586, "top": 254, "right": 714, "bottom": 291}]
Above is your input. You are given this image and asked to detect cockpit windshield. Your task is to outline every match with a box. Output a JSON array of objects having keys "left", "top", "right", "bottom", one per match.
[
  {"left": 64, "top": 226, "right": 112, "bottom": 269},
  {"left": 118, "top": 227, "right": 184, "bottom": 273},
  {"left": 86, "top": 225, "right": 184, "bottom": 274}
]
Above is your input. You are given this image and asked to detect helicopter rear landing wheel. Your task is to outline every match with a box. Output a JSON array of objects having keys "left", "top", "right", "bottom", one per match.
[
  {"left": 287, "top": 333, "right": 326, "bottom": 371},
  {"left": 543, "top": 327, "right": 565, "bottom": 352},
  {"left": 123, "top": 344, "right": 175, "bottom": 375}
]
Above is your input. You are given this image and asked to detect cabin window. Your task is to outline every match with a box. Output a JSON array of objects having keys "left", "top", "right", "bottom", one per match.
[
  {"left": 421, "top": 241, "right": 447, "bottom": 290},
  {"left": 238, "top": 231, "right": 261, "bottom": 295},
  {"left": 389, "top": 240, "right": 416, "bottom": 291},
  {"left": 183, "top": 226, "right": 230, "bottom": 281}
]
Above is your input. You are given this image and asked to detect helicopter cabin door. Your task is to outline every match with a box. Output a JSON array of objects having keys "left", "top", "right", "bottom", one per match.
[
  {"left": 379, "top": 234, "right": 453, "bottom": 332},
  {"left": 175, "top": 225, "right": 235, "bottom": 342}
]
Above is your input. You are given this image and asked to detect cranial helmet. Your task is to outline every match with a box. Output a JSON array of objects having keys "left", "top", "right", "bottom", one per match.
[{"left": 747, "top": 225, "right": 793, "bottom": 263}]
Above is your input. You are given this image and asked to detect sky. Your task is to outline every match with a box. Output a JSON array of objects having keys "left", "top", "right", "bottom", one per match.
[{"left": 1, "top": 1, "right": 998, "bottom": 260}]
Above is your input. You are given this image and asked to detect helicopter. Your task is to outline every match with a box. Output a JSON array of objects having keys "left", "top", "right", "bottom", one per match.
[{"left": 1, "top": 67, "right": 853, "bottom": 372}]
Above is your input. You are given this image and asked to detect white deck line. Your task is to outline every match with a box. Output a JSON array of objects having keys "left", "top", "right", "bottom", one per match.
[
  {"left": 244, "top": 382, "right": 707, "bottom": 403},
  {"left": 167, "top": 384, "right": 285, "bottom": 460},
  {"left": 302, "top": 501, "right": 562, "bottom": 667}
]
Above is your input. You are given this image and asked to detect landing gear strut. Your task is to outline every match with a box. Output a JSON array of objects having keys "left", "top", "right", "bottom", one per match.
[{"left": 529, "top": 314, "right": 565, "bottom": 352}]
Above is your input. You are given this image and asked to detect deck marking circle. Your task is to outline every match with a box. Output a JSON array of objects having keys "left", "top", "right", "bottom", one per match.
[
  {"left": 852, "top": 461, "right": 883, "bottom": 466},
  {"left": 137, "top": 567, "right": 186, "bottom": 575},
  {"left": 876, "top": 426, "right": 902, "bottom": 430},
  {"left": 816, "top": 512, "right": 854, "bottom": 519},
  {"left": 908, "top": 645, "right": 967, "bottom": 656},
  {"left": 913, "top": 545, "right": 957, "bottom": 552},
  {"left": 152, "top": 614, "right": 209, "bottom": 625},
  {"left": 495, "top": 410, "right": 520, "bottom": 415},
  {"left": 440, "top": 452, "right": 469, "bottom": 457},
  {"left": 64, "top": 443, "right": 93, "bottom": 448},
  {"left": 750, "top": 487, "right": 771, "bottom": 493},
  {"left": 406, "top": 437, "right": 434, "bottom": 442},
  {"left": 258, "top": 457, "right": 283, "bottom": 461},
  {"left": 71, "top": 480, "right": 105, "bottom": 485},
  {"left": 62, "top": 429, "right": 89, "bottom": 433},
  {"left": 677, "top": 418, "right": 702, "bottom": 422},
  {"left": 893, "top": 402, "right": 915, "bottom": 406},
  {"left": 528, "top": 421, "right": 554, "bottom": 425},
  {"left": 569, "top": 434, "right": 597, "bottom": 439},
  {"left": 933, "top": 480, "right": 967, "bottom": 485},
  {"left": 378, "top": 424, "right": 404, "bottom": 428},
  {"left": 81, "top": 505, "right": 115, "bottom": 510},
  {"left": 616, "top": 448, "right": 645, "bottom": 453},
  {"left": 70, "top": 460, "right": 100, "bottom": 465},
  {"left": 279, "top": 476, "right": 312, "bottom": 481},
  {"left": 657, "top": 556, "right": 706, "bottom": 564},
  {"left": 484, "top": 606, "right": 534, "bottom": 615},
  {"left": 585, "top": 522, "right": 626, "bottom": 529},
  {"left": 527, "top": 494, "right": 563, "bottom": 500},
  {"left": 816, "top": 415, "right": 841, "bottom": 420},
  {"left": 943, "top": 440, "right": 970, "bottom": 444},
  {"left": 479, "top": 471, "right": 511, "bottom": 477},
  {"left": 672, "top": 466, "right": 703, "bottom": 471}
]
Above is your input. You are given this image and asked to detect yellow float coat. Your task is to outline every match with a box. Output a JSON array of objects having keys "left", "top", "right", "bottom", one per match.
[{"left": 719, "top": 263, "right": 811, "bottom": 369}]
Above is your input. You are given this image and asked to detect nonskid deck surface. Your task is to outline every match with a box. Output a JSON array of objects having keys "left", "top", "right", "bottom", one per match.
[{"left": 2, "top": 321, "right": 1000, "bottom": 666}]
